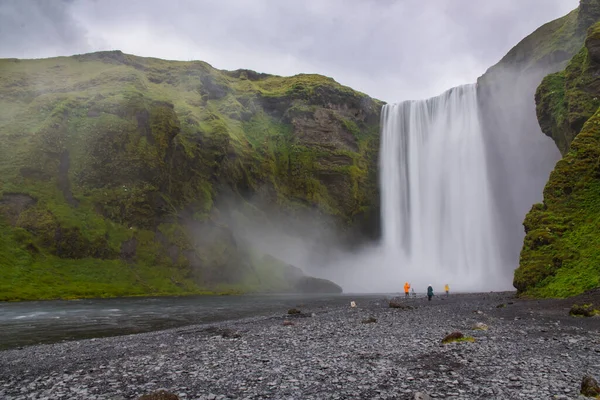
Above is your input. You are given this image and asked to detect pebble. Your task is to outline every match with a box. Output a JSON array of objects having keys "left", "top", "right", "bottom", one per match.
[{"left": 0, "top": 293, "right": 599, "bottom": 400}]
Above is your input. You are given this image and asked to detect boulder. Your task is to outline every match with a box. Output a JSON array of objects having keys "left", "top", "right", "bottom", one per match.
[
  {"left": 570, "top": 304, "right": 598, "bottom": 317},
  {"left": 361, "top": 317, "right": 377, "bottom": 324},
  {"left": 581, "top": 375, "right": 600, "bottom": 397},
  {"left": 138, "top": 391, "right": 179, "bottom": 400},
  {"left": 442, "top": 331, "right": 464, "bottom": 344}
]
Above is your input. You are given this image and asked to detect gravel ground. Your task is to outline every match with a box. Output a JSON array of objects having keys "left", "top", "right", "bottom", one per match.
[{"left": 1, "top": 291, "right": 600, "bottom": 400}]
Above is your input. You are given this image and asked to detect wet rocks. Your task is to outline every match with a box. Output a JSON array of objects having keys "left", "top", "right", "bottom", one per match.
[{"left": 581, "top": 375, "right": 600, "bottom": 397}]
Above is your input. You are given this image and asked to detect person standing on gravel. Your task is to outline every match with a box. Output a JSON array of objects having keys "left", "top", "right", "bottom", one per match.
[
  {"left": 404, "top": 282, "right": 410, "bottom": 298},
  {"left": 427, "top": 284, "right": 434, "bottom": 301},
  {"left": 445, "top": 284, "right": 450, "bottom": 297}
]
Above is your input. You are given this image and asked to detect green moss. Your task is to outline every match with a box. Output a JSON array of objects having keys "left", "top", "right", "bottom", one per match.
[
  {"left": 488, "top": 9, "right": 582, "bottom": 74},
  {"left": 536, "top": 45, "right": 600, "bottom": 155},
  {"left": 518, "top": 100, "right": 600, "bottom": 297},
  {"left": 569, "top": 303, "right": 600, "bottom": 317},
  {"left": 0, "top": 50, "right": 382, "bottom": 300},
  {"left": 517, "top": 21, "right": 600, "bottom": 298},
  {"left": 0, "top": 218, "right": 204, "bottom": 301}
]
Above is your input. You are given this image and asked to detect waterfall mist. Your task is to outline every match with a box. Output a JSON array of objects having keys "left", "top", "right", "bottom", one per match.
[
  {"left": 325, "top": 84, "right": 513, "bottom": 293},
  {"left": 219, "top": 76, "right": 560, "bottom": 295},
  {"left": 238, "top": 80, "right": 556, "bottom": 295}
]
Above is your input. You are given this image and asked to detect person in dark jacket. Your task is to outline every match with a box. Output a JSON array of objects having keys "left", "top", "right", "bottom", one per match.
[{"left": 427, "top": 284, "right": 434, "bottom": 301}]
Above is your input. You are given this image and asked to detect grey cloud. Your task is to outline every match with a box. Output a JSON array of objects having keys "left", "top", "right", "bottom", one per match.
[
  {"left": 0, "top": 0, "right": 91, "bottom": 58},
  {"left": 0, "top": 0, "right": 580, "bottom": 102}
]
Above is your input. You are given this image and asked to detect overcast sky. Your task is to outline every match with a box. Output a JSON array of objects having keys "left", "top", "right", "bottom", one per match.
[{"left": 0, "top": 0, "right": 580, "bottom": 102}]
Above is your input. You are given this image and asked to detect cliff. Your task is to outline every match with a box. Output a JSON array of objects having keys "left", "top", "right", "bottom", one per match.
[
  {"left": 0, "top": 52, "right": 379, "bottom": 300},
  {"left": 476, "top": 2, "right": 600, "bottom": 273},
  {"left": 515, "top": 21, "right": 600, "bottom": 297}
]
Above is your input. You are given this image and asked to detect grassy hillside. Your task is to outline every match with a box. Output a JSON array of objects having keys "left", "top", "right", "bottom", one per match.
[
  {"left": 0, "top": 51, "right": 380, "bottom": 300},
  {"left": 515, "top": 22, "right": 600, "bottom": 297}
]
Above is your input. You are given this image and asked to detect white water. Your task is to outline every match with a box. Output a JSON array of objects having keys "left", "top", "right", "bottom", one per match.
[
  {"left": 279, "top": 84, "right": 515, "bottom": 293},
  {"left": 376, "top": 84, "right": 510, "bottom": 292}
]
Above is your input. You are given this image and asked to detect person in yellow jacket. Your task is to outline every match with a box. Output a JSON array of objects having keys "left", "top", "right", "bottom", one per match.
[
  {"left": 404, "top": 282, "right": 411, "bottom": 298},
  {"left": 445, "top": 284, "right": 450, "bottom": 297}
]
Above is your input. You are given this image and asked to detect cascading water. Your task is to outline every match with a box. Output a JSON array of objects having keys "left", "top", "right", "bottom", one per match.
[{"left": 379, "top": 84, "right": 509, "bottom": 291}]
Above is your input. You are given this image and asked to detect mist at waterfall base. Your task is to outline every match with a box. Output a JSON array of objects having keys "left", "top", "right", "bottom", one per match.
[
  {"left": 374, "top": 84, "right": 511, "bottom": 293},
  {"left": 297, "top": 85, "right": 509, "bottom": 293},
  {"left": 232, "top": 74, "right": 560, "bottom": 294},
  {"left": 236, "top": 85, "right": 509, "bottom": 294},
  {"left": 318, "top": 84, "right": 517, "bottom": 293}
]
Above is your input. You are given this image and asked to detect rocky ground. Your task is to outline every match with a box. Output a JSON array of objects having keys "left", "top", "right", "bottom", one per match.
[{"left": 1, "top": 291, "right": 600, "bottom": 400}]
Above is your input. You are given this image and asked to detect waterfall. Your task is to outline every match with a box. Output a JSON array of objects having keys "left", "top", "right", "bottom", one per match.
[{"left": 379, "top": 84, "right": 508, "bottom": 291}]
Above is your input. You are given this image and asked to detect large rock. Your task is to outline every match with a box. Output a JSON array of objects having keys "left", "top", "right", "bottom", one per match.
[
  {"left": 581, "top": 375, "right": 600, "bottom": 397},
  {"left": 441, "top": 331, "right": 471, "bottom": 344},
  {"left": 570, "top": 304, "right": 599, "bottom": 317}
]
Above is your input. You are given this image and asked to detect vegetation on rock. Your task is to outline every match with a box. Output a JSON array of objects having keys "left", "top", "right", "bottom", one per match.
[
  {"left": 516, "top": 21, "right": 600, "bottom": 297},
  {"left": 476, "top": 1, "right": 600, "bottom": 274},
  {"left": 441, "top": 331, "right": 475, "bottom": 345},
  {"left": 0, "top": 51, "right": 382, "bottom": 300},
  {"left": 581, "top": 375, "right": 600, "bottom": 398},
  {"left": 569, "top": 303, "right": 599, "bottom": 317}
]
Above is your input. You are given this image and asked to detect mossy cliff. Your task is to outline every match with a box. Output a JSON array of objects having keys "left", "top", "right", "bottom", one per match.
[
  {"left": 476, "top": 1, "right": 600, "bottom": 272},
  {"left": 515, "top": 21, "right": 600, "bottom": 297},
  {"left": 0, "top": 52, "right": 380, "bottom": 300}
]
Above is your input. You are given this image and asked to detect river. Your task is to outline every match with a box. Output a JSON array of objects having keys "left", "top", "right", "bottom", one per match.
[{"left": 0, "top": 293, "right": 387, "bottom": 350}]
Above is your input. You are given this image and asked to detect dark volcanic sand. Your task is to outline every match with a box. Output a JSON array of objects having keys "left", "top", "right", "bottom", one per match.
[{"left": 1, "top": 291, "right": 599, "bottom": 400}]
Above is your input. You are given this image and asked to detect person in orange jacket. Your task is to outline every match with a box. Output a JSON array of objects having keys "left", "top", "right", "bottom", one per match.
[
  {"left": 404, "top": 282, "right": 411, "bottom": 298},
  {"left": 445, "top": 284, "right": 450, "bottom": 297}
]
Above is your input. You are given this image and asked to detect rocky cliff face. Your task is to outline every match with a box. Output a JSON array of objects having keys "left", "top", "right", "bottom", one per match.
[
  {"left": 515, "top": 21, "right": 600, "bottom": 297},
  {"left": 0, "top": 52, "right": 381, "bottom": 300},
  {"left": 476, "top": 3, "right": 599, "bottom": 274}
]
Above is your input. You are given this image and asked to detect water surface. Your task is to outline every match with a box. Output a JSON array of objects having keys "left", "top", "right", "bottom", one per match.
[{"left": 0, "top": 293, "right": 385, "bottom": 350}]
